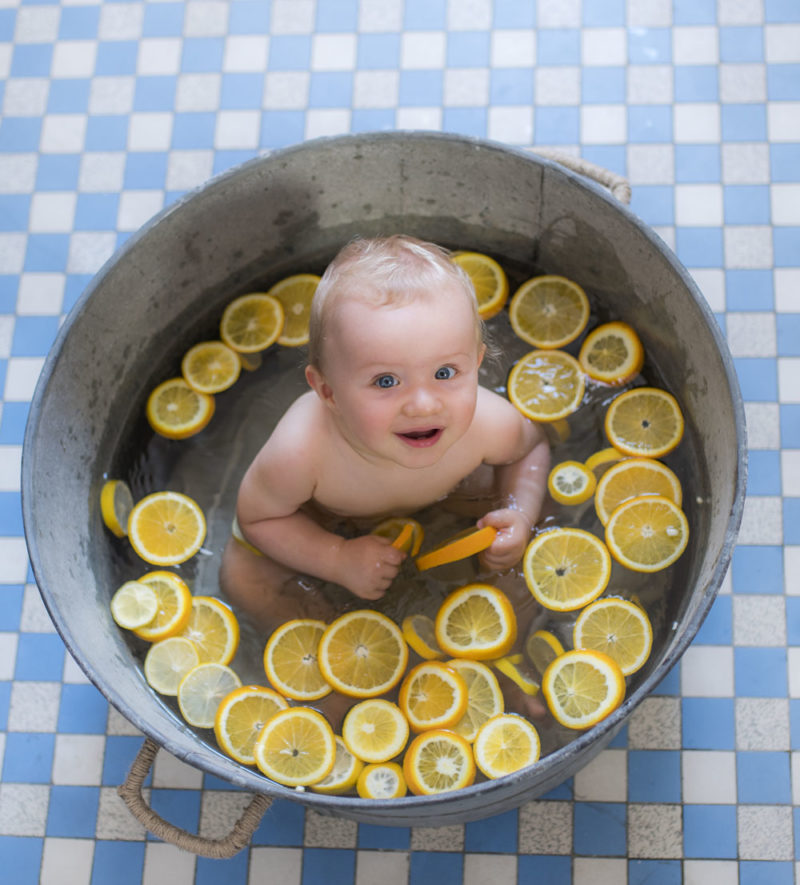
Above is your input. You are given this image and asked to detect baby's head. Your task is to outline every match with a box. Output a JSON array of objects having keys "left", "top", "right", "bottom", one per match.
[{"left": 308, "top": 235, "right": 483, "bottom": 371}]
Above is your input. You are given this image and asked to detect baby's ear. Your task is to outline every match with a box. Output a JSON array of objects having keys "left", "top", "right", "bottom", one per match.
[{"left": 305, "top": 364, "right": 336, "bottom": 408}]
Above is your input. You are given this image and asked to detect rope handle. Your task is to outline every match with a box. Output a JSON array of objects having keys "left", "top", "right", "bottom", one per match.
[
  {"left": 117, "top": 738, "right": 272, "bottom": 859},
  {"left": 530, "top": 148, "right": 632, "bottom": 205}
]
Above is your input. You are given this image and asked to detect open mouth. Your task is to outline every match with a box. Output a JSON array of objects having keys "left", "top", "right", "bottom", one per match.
[{"left": 397, "top": 428, "right": 443, "bottom": 448}]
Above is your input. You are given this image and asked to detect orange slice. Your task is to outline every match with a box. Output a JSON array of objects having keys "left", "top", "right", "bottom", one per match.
[
  {"left": 403, "top": 730, "right": 476, "bottom": 795},
  {"left": 342, "top": 698, "right": 409, "bottom": 763},
  {"left": 127, "top": 491, "right": 206, "bottom": 566},
  {"left": 253, "top": 706, "right": 336, "bottom": 787},
  {"left": 263, "top": 618, "right": 331, "bottom": 702},
  {"left": 573, "top": 597, "right": 653, "bottom": 676},
  {"left": 492, "top": 653, "right": 540, "bottom": 696},
  {"left": 398, "top": 661, "right": 468, "bottom": 733},
  {"left": 473, "top": 713, "right": 541, "bottom": 779},
  {"left": 402, "top": 614, "right": 444, "bottom": 660},
  {"left": 214, "top": 685, "right": 289, "bottom": 765},
  {"left": 509, "top": 275, "right": 590, "bottom": 349},
  {"left": 604, "top": 387, "right": 684, "bottom": 458},
  {"left": 507, "top": 349, "right": 586, "bottom": 422},
  {"left": 584, "top": 446, "right": 626, "bottom": 477},
  {"left": 356, "top": 761, "right": 407, "bottom": 799},
  {"left": 220, "top": 293, "right": 284, "bottom": 353},
  {"left": 547, "top": 460, "right": 597, "bottom": 506},
  {"left": 132, "top": 571, "right": 193, "bottom": 642},
  {"left": 181, "top": 340, "right": 241, "bottom": 394},
  {"left": 178, "top": 596, "right": 240, "bottom": 666},
  {"left": 266, "top": 273, "right": 320, "bottom": 347},
  {"left": 605, "top": 494, "right": 689, "bottom": 572},
  {"left": 415, "top": 525, "right": 497, "bottom": 571},
  {"left": 542, "top": 649, "right": 625, "bottom": 730},
  {"left": 311, "top": 735, "right": 364, "bottom": 795},
  {"left": 451, "top": 251, "right": 509, "bottom": 320},
  {"left": 372, "top": 516, "right": 424, "bottom": 555},
  {"left": 525, "top": 629, "right": 565, "bottom": 676},
  {"left": 447, "top": 659, "right": 504, "bottom": 742},
  {"left": 594, "top": 457, "right": 683, "bottom": 526},
  {"left": 146, "top": 378, "right": 215, "bottom": 440},
  {"left": 434, "top": 583, "right": 517, "bottom": 661},
  {"left": 578, "top": 321, "right": 644, "bottom": 385},
  {"left": 100, "top": 479, "right": 134, "bottom": 538}
]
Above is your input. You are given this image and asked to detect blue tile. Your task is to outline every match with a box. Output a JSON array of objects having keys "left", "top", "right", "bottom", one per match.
[
  {"left": 720, "top": 27, "right": 764, "bottom": 62},
  {"left": 309, "top": 72, "right": 352, "bottom": 107},
  {"left": 674, "top": 145, "right": 721, "bottom": 182},
  {"left": 357, "top": 823, "right": 411, "bottom": 850},
  {"left": 627, "top": 105, "right": 673, "bottom": 142},
  {"left": 608, "top": 724, "right": 629, "bottom": 749},
  {"left": 534, "top": 107, "right": 580, "bottom": 145},
  {"left": 47, "top": 79, "right": 91, "bottom": 113},
  {"left": 518, "top": 855, "right": 571, "bottom": 882},
  {"left": 251, "top": 798, "right": 305, "bottom": 845},
  {"left": 14, "top": 632, "right": 64, "bottom": 680},
  {"left": 732, "top": 546, "right": 784, "bottom": 594},
  {"left": 47, "top": 786, "right": 100, "bottom": 837},
  {"left": 494, "top": 0, "right": 537, "bottom": 28},
  {"left": 652, "top": 661, "right": 681, "bottom": 696},
  {"left": 744, "top": 450, "right": 781, "bottom": 495},
  {"left": 781, "top": 405, "right": 800, "bottom": 447},
  {"left": 735, "top": 647, "right": 788, "bottom": 697},
  {"left": 771, "top": 144, "right": 800, "bottom": 182},
  {"left": 399, "top": 70, "right": 443, "bottom": 106},
  {"left": 541, "top": 778, "right": 574, "bottom": 799},
  {"left": 734, "top": 358, "right": 778, "bottom": 401},
  {"left": 447, "top": 31, "right": 491, "bottom": 68},
  {"left": 0, "top": 682, "right": 10, "bottom": 731},
  {"left": 674, "top": 65, "right": 719, "bottom": 102},
  {"left": 124, "top": 153, "right": 168, "bottom": 189},
  {"left": 268, "top": 35, "right": 312, "bottom": 70},
  {"left": 59, "top": 5, "right": 100, "bottom": 38},
  {"left": 75, "top": 193, "right": 120, "bottom": 231},
  {"left": 581, "top": 145, "right": 627, "bottom": 177},
  {"left": 628, "top": 28, "right": 671, "bottom": 64},
  {"left": 11, "top": 43, "right": 53, "bottom": 77},
  {"left": 574, "top": 803, "right": 626, "bottom": 855},
  {"left": 84, "top": 115, "right": 129, "bottom": 151},
  {"left": 149, "top": 789, "right": 201, "bottom": 840},
  {"left": 582, "top": 0, "right": 624, "bottom": 25},
  {"left": 229, "top": 1, "right": 271, "bottom": 35},
  {"left": 774, "top": 228, "right": 800, "bottom": 267},
  {"left": 0, "top": 586, "right": 23, "bottom": 629},
  {"left": 630, "top": 185, "right": 674, "bottom": 226},
  {"left": 302, "top": 849, "right": 355, "bottom": 885},
  {"left": 181, "top": 37, "right": 225, "bottom": 73},
  {"left": 778, "top": 315, "right": 800, "bottom": 356},
  {"left": 219, "top": 73, "right": 263, "bottom": 109},
  {"left": 675, "top": 228, "right": 724, "bottom": 267},
  {"left": 0, "top": 9, "right": 16, "bottom": 41},
  {"left": 693, "top": 595, "right": 732, "bottom": 644},
  {"left": 0, "top": 837, "right": 43, "bottom": 885},
  {"left": 409, "top": 852, "right": 463, "bottom": 885},
  {"left": 172, "top": 113, "right": 216, "bottom": 149},
  {"left": 57, "top": 684, "right": 109, "bottom": 734},
  {"left": 0, "top": 276, "right": 18, "bottom": 313},
  {"left": 629, "top": 859, "right": 682, "bottom": 885},
  {"left": 785, "top": 498, "right": 800, "bottom": 545},
  {"left": 2, "top": 733, "right": 55, "bottom": 783},
  {"left": 91, "top": 842, "right": 145, "bottom": 885},
  {"left": 683, "top": 805, "right": 738, "bottom": 858},
  {"left": 768, "top": 64, "right": 800, "bottom": 100},
  {"left": 737, "top": 751, "right": 792, "bottom": 804},
  {"left": 537, "top": 29, "right": 580, "bottom": 65},
  {"left": 102, "top": 736, "right": 151, "bottom": 787},
  {"left": 766, "top": 0, "right": 800, "bottom": 21},
  {"left": 582, "top": 67, "right": 626, "bottom": 104},
  {"left": 726, "top": 269, "right": 773, "bottom": 311},
  {"left": 356, "top": 33, "right": 400, "bottom": 70},
  {"left": 741, "top": 861, "right": 794, "bottom": 885},
  {"left": 441, "top": 107, "right": 487, "bottom": 138},
  {"left": 134, "top": 76, "right": 177, "bottom": 111},
  {"left": 0, "top": 118, "right": 42, "bottom": 152},
  {"left": 683, "top": 697, "right": 735, "bottom": 749},
  {"left": 316, "top": 0, "right": 358, "bottom": 32},
  {"left": 142, "top": 1, "right": 184, "bottom": 37},
  {"left": 724, "top": 184, "right": 771, "bottom": 224},
  {"left": 197, "top": 851, "right": 249, "bottom": 885},
  {"left": 213, "top": 149, "right": 258, "bottom": 174},
  {"left": 722, "top": 104, "right": 767, "bottom": 142},
  {"left": 673, "top": 0, "right": 716, "bottom": 24},
  {"left": 0, "top": 195, "right": 30, "bottom": 232},
  {"left": 403, "top": 0, "right": 446, "bottom": 29},
  {"left": 95, "top": 41, "right": 138, "bottom": 75},
  {"left": 352, "top": 108, "right": 396, "bottom": 132},
  {"left": 491, "top": 68, "right": 533, "bottom": 104},
  {"left": 464, "top": 809, "right": 518, "bottom": 853},
  {"left": 11, "top": 316, "right": 60, "bottom": 357},
  {"left": 24, "top": 235, "right": 70, "bottom": 272},
  {"left": 628, "top": 750, "right": 682, "bottom": 803},
  {"left": 35, "top": 154, "right": 80, "bottom": 191}
]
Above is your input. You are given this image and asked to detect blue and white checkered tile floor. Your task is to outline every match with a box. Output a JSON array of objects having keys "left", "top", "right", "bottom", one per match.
[{"left": 1, "top": 0, "right": 799, "bottom": 882}]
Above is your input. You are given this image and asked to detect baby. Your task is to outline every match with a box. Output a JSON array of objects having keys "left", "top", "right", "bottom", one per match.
[{"left": 220, "top": 235, "right": 550, "bottom": 631}]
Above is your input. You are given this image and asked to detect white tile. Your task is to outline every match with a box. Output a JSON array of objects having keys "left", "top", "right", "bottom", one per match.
[
  {"left": 153, "top": 750, "right": 204, "bottom": 789},
  {"left": 354, "top": 71, "right": 401, "bottom": 109},
  {"left": 117, "top": 191, "right": 164, "bottom": 232},
  {"left": 627, "top": 64, "right": 673, "bottom": 104},
  {"left": 786, "top": 547, "right": 800, "bottom": 596},
  {"left": 7, "top": 681, "right": 61, "bottom": 732},
  {"left": 359, "top": 0, "right": 403, "bottom": 32},
  {"left": 40, "top": 114, "right": 88, "bottom": 154},
  {"left": 0, "top": 538, "right": 30, "bottom": 582},
  {"left": 3, "top": 78, "right": 49, "bottom": 117},
  {"left": 537, "top": 0, "right": 580, "bottom": 28},
  {"left": 720, "top": 63, "right": 766, "bottom": 103},
  {"left": 356, "top": 851, "right": 409, "bottom": 885},
  {"left": 681, "top": 645, "right": 734, "bottom": 697},
  {"left": 736, "top": 697, "right": 789, "bottom": 750},
  {"left": 29, "top": 192, "right": 77, "bottom": 234},
  {"left": 270, "top": 0, "right": 314, "bottom": 35},
  {"left": 223, "top": 35, "right": 269, "bottom": 73},
  {"left": 249, "top": 848, "right": 302, "bottom": 885},
  {"left": 743, "top": 402, "right": 780, "bottom": 449},
  {"left": 768, "top": 102, "right": 800, "bottom": 142},
  {"left": 782, "top": 450, "right": 800, "bottom": 497},
  {"left": 411, "top": 823, "right": 465, "bottom": 851},
  {"left": 573, "top": 748, "right": 627, "bottom": 801},
  {"left": 98, "top": 3, "right": 143, "bottom": 40},
  {"left": 582, "top": 28, "right": 627, "bottom": 66},
  {"left": 464, "top": 854, "right": 516, "bottom": 885},
  {"left": 674, "top": 103, "right": 720, "bottom": 143},
  {"left": 184, "top": 0, "right": 229, "bottom": 37},
  {"left": 788, "top": 647, "right": 800, "bottom": 698},
  {"left": 779, "top": 358, "right": 800, "bottom": 403},
  {"left": 78, "top": 152, "right": 126, "bottom": 193},
  {"left": 88, "top": 76, "right": 136, "bottom": 115},
  {"left": 0, "top": 155, "right": 37, "bottom": 194},
  {"left": 792, "top": 752, "right": 800, "bottom": 805},
  {"left": 21, "top": 584, "right": 57, "bottom": 633},
  {"left": 51, "top": 40, "right": 97, "bottom": 78},
  {"left": 535, "top": 67, "right": 580, "bottom": 105},
  {"left": 443, "top": 69, "right": 489, "bottom": 107},
  {"left": 52, "top": 735, "right": 105, "bottom": 786},
  {"left": 673, "top": 26, "right": 718, "bottom": 64},
  {"left": 215, "top": 110, "right": 260, "bottom": 149},
  {"left": 738, "top": 496, "right": 783, "bottom": 545},
  {"left": 0, "top": 733, "right": 5, "bottom": 779},
  {"left": 574, "top": 857, "right": 627, "bottom": 885},
  {"left": 312, "top": 33, "right": 357, "bottom": 71},
  {"left": 491, "top": 30, "right": 536, "bottom": 67},
  {"left": 165, "top": 150, "right": 214, "bottom": 191},
  {"left": 0, "top": 317, "right": 11, "bottom": 359},
  {"left": 683, "top": 750, "right": 736, "bottom": 803},
  {"left": 689, "top": 268, "right": 724, "bottom": 311},
  {"left": 765, "top": 24, "right": 800, "bottom": 62},
  {"left": 0, "top": 233, "right": 26, "bottom": 274},
  {"left": 738, "top": 805, "right": 793, "bottom": 861},
  {"left": 725, "top": 312, "right": 776, "bottom": 357},
  {"left": 628, "top": 0, "right": 671, "bottom": 26},
  {"left": 137, "top": 38, "right": 182, "bottom": 76},
  {"left": 775, "top": 269, "right": 800, "bottom": 312},
  {"left": 0, "top": 446, "right": 21, "bottom": 492},
  {"left": 305, "top": 109, "right": 351, "bottom": 140},
  {"left": 0, "top": 44, "right": 8, "bottom": 80},
  {"left": 581, "top": 105, "right": 626, "bottom": 143},
  {"left": 4, "top": 357, "right": 45, "bottom": 402},
  {"left": 128, "top": 112, "right": 172, "bottom": 151},
  {"left": 401, "top": 32, "right": 446, "bottom": 69},
  {"left": 396, "top": 107, "right": 441, "bottom": 129},
  {"left": 448, "top": 0, "right": 492, "bottom": 30},
  {"left": 675, "top": 184, "right": 723, "bottom": 226},
  {"left": 143, "top": 843, "right": 196, "bottom": 885},
  {"left": 771, "top": 184, "right": 800, "bottom": 226},
  {"left": 722, "top": 142, "right": 770, "bottom": 184},
  {"left": 175, "top": 73, "right": 222, "bottom": 112},
  {"left": 66, "top": 232, "right": 116, "bottom": 274},
  {"left": 263, "top": 72, "right": 309, "bottom": 109},
  {"left": 724, "top": 226, "right": 773, "bottom": 270},
  {"left": 0, "top": 784, "right": 50, "bottom": 836},
  {"left": 62, "top": 650, "right": 91, "bottom": 683},
  {"left": 15, "top": 6, "right": 59, "bottom": 42},
  {"left": 0, "top": 632, "right": 17, "bottom": 680},
  {"left": 96, "top": 786, "right": 148, "bottom": 840},
  {"left": 683, "top": 860, "right": 739, "bottom": 885},
  {"left": 489, "top": 106, "right": 533, "bottom": 144}
]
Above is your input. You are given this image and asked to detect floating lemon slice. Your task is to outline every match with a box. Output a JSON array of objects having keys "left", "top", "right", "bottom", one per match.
[
  {"left": 578, "top": 321, "right": 644, "bottom": 385},
  {"left": 179, "top": 596, "right": 240, "bottom": 666},
  {"left": 254, "top": 706, "right": 336, "bottom": 787},
  {"left": 434, "top": 583, "right": 517, "bottom": 661},
  {"left": 448, "top": 659, "right": 504, "bottom": 742},
  {"left": 573, "top": 597, "right": 653, "bottom": 677},
  {"left": 594, "top": 457, "right": 683, "bottom": 526},
  {"left": 213, "top": 684, "right": 288, "bottom": 766},
  {"left": 509, "top": 275, "right": 590, "bottom": 349},
  {"left": 312, "top": 735, "right": 364, "bottom": 795},
  {"left": 263, "top": 618, "right": 331, "bottom": 702},
  {"left": 525, "top": 629, "right": 565, "bottom": 676},
  {"left": 507, "top": 349, "right": 586, "bottom": 422},
  {"left": 403, "top": 730, "right": 476, "bottom": 796},
  {"left": 523, "top": 528, "right": 611, "bottom": 612},
  {"left": 415, "top": 525, "right": 497, "bottom": 571},
  {"left": 100, "top": 479, "right": 135, "bottom": 538},
  {"left": 220, "top": 293, "right": 284, "bottom": 353},
  {"left": 132, "top": 571, "right": 193, "bottom": 642},
  {"left": 492, "top": 653, "right": 540, "bottom": 696},
  {"left": 604, "top": 386, "right": 684, "bottom": 458},
  {"left": 473, "top": 713, "right": 541, "bottom": 779},
  {"left": 547, "top": 460, "right": 597, "bottom": 506},
  {"left": 144, "top": 637, "right": 200, "bottom": 696},
  {"left": 110, "top": 580, "right": 158, "bottom": 630},
  {"left": 181, "top": 340, "right": 241, "bottom": 394},
  {"left": 605, "top": 495, "right": 689, "bottom": 573},
  {"left": 399, "top": 661, "right": 469, "bottom": 733},
  {"left": 127, "top": 491, "right": 207, "bottom": 566},
  {"left": 146, "top": 378, "right": 215, "bottom": 440},
  {"left": 402, "top": 614, "right": 444, "bottom": 660},
  {"left": 342, "top": 698, "right": 409, "bottom": 763},
  {"left": 584, "top": 446, "right": 626, "bottom": 477},
  {"left": 372, "top": 516, "right": 425, "bottom": 555},
  {"left": 357, "top": 761, "right": 407, "bottom": 799},
  {"left": 178, "top": 662, "right": 242, "bottom": 729},
  {"left": 542, "top": 649, "right": 625, "bottom": 730},
  {"left": 266, "top": 273, "right": 320, "bottom": 347},
  {"left": 451, "top": 251, "right": 509, "bottom": 320}
]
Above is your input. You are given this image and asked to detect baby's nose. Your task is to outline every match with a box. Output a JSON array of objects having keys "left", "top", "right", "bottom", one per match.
[{"left": 402, "top": 385, "right": 440, "bottom": 415}]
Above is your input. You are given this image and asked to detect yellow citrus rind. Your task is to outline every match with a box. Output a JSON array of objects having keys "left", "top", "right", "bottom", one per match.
[
  {"left": 403, "top": 729, "right": 476, "bottom": 796},
  {"left": 451, "top": 251, "right": 509, "bottom": 320},
  {"left": 434, "top": 583, "right": 517, "bottom": 661},
  {"left": 605, "top": 494, "right": 689, "bottom": 573},
  {"left": 254, "top": 706, "right": 336, "bottom": 787},
  {"left": 415, "top": 525, "right": 497, "bottom": 571},
  {"left": 542, "top": 648, "right": 626, "bottom": 730},
  {"left": 509, "top": 275, "right": 590, "bottom": 349},
  {"left": 473, "top": 713, "right": 541, "bottom": 779},
  {"left": 604, "top": 386, "right": 685, "bottom": 458},
  {"left": 507, "top": 349, "right": 586, "bottom": 422},
  {"left": 342, "top": 698, "right": 409, "bottom": 763},
  {"left": 214, "top": 685, "right": 289, "bottom": 766},
  {"left": 573, "top": 597, "right": 654, "bottom": 677},
  {"left": 398, "top": 661, "right": 469, "bottom": 733},
  {"left": 547, "top": 460, "right": 597, "bottom": 506},
  {"left": 263, "top": 618, "right": 331, "bottom": 702},
  {"left": 146, "top": 378, "right": 215, "bottom": 440},
  {"left": 578, "top": 321, "right": 645, "bottom": 385}
]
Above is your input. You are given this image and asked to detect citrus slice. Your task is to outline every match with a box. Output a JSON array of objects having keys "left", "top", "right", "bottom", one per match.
[
  {"left": 127, "top": 491, "right": 206, "bottom": 566},
  {"left": 492, "top": 653, "right": 540, "bottom": 696},
  {"left": 525, "top": 629, "right": 565, "bottom": 676},
  {"left": 585, "top": 446, "right": 626, "bottom": 477},
  {"left": 547, "top": 460, "right": 597, "bottom": 506},
  {"left": 403, "top": 730, "right": 476, "bottom": 795},
  {"left": 402, "top": 614, "right": 444, "bottom": 660},
  {"left": 317, "top": 610, "right": 408, "bottom": 699},
  {"left": 213, "top": 684, "right": 289, "bottom": 765},
  {"left": 263, "top": 618, "right": 331, "bottom": 701},
  {"left": 542, "top": 648, "right": 625, "bottom": 730},
  {"left": 110, "top": 580, "right": 158, "bottom": 630},
  {"left": 605, "top": 495, "right": 689, "bottom": 572},
  {"left": 415, "top": 525, "right": 497, "bottom": 571},
  {"left": 507, "top": 350, "right": 586, "bottom": 422},
  {"left": 178, "top": 596, "right": 240, "bottom": 666},
  {"left": 265, "top": 273, "right": 320, "bottom": 347},
  {"left": 447, "top": 658, "right": 504, "bottom": 742},
  {"left": 398, "top": 661, "right": 469, "bottom": 733},
  {"left": 181, "top": 340, "right": 241, "bottom": 394},
  {"left": 100, "top": 479, "right": 135, "bottom": 538},
  {"left": 604, "top": 387, "right": 685, "bottom": 458},
  {"left": 238, "top": 351, "right": 263, "bottom": 372},
  {"left": 522, "top": 528, "right": 611, "bottom": 612},
  {"left": 356, "top": 762, "right": 407, "bottom": 799},
  {"left": 373, "top": 516, "right": 424, "bottom": 555},
  {"left": 253, "top": 706, "right": 336, "bottom": 787},
  {"left": 509, "top": 275, "right": 590, "bottom": 349},
  {"left": 220, "top": 292, "right": 284, "bottom": 353},
  {"left": 311, "top": 735, "right": 364, "bottom": 795},
  {"left": 144, "top": 637, "right": 200, "bottom": 696},
  {"left": 342, "top": 698, "right": 409, "bottom": 763},
  {"left": 177, "top": 662, "right": 242, "bottom": 729},
  {"left": 473, "top": 713, "right": 541, "bottom": 779},
  {"left": 146, "top": 378, "right": 215, "bottom": 440},
  {"left": 594, "top": 457, "right": 683, "bottom": 526},
  {"left": 132, "top": 571, "right": 193, "bottom": 641},
  {"left": 573, "top": 597, "right": 654, "bottom": 676},
  {"left": 451, "top": 251, "right": 509, "bottom": 320},
  {"left": 434, "top": 583, "right": 517, "bottom": 661},
  {"left": 578, "top": 321, "right": 644, "bottom": 385}
]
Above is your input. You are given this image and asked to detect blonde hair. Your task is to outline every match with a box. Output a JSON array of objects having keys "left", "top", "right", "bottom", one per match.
[{"left": 308, "top": 234, "right": 483, "bottom": 369}]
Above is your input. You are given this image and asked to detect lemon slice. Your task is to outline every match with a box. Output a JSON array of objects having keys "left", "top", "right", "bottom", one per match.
[
  {"left": 415, "top": 525, "right": 497, "bottom": 571},
  {"left": 238, "top": 352, "right": 263, "bottom": 372},
  {"left": 254, "top": 706, "right": 336, "bottom": 787},
  {"left": 451, "top": 251, "right": 509, "bottom": 320},
  {"left": 312, "top": 735, "right": 364, "bottom": 795},
  {"left": 525, "top": 629, "right": 565, "bottom": 676},
  {"left": 542, "top": 648, "right": 625, "bottom": 730},
  {"left": 146, "top": 378, "right": 215, "bottom": 440},
  {"left": 604, "top": 386, "right": 684, "bottom": 458},
  {"left": 573, "top": 597, "right": 654, "bottom": 677},
  {"left": 178, "top": 662, "right": 242, "bottom": 729},
  {"left": 547, "top": 460, "right": 597, "bottom": 506},
  {"left": 509, "top": 275, "right": 590, "bottom": 349},
  {"left": 317, "top": 610, "right": 408, "bottom": 699},
  {"left": 398, "top": 661, "right": 469, "bottom": 733},
  {"left": 584, "top": 446, "right": 626, "bottom": 477},
  {"left": 594, "top": 457, "right": 683, "bottom": 526},
  {"left": 605, "top": 494, "right": 689, "bottom": 573},
  {"left": 265, "top": 273, "right": 320, "bottom": 347},
  {"left": 127, "top": 491, "right": 207, "bottom": 566},
  {"left": 263, "top": 618, "right": 332, "bottom": 702},
  {"left": 179, "top": 596, "right": 240, "bottom": 666},
  {"left": 579, "top": 321, "right": 644, "bottom": 385},
  {"left": 373, "top": 516, "right": 424, "bottom": 555},
  {"left": 403, "top": 730, "right": 476, "bottom": 795},
  {"left": 434, "top": 583, "right": 517, "bottom": 661},
  {"left": 447, "top": 659, "right": 504, "bottom": 742},
  {"left": 507, "top": 349, "right": 586, "bottom": 422},
  {"left": 213, "top": 685, "right": 289, "bottom": 766},
  {"left": 473, "top": 713, "right": 541, "bottom": 779},
  {"left": 110, "top": 580, "right": 158, "bottom": 630},
  {"left": 132, "top": 571, "right": 193, "bottom": 642},
  {"left": 357, "top": 762, "right": 407, "bottom": 799},
  {"left": 492, "top": 653, "right": 540, "bottom": 696},
  {"left": 402, "top": 614, "right": 444, "bottom": 661},
  {"left": 342, "top": 698, "right": 409, "bottom": 763},
  {"left": 181, "top": 340, "right": 241, "bottom": 394},
  {"left": 523, "top": 528, "right": 611, "bottom": 612},
  {"left": 100, "top": 479, "right": 135, "bottom": 538},
  {"left": 220, "top": 293, "right": 284, "bottom": 353},
  {"left": 144, "top": 637, "right": 200, "bottom": 696}
]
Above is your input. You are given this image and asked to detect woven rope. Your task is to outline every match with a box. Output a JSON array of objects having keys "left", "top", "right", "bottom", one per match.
[
  {"left": 118, "top": 739, "right": 271, "bottom": 859},
  {"left": 529, "top": 148, "right": 632, "bottom": 205}
]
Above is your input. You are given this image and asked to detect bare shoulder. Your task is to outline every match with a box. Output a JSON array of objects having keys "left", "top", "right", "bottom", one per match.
[{"left": 474, "top": 386, "right": 546, "bottom": 464}]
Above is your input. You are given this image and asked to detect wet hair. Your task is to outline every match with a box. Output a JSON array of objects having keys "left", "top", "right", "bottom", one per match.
[{"left": 307, "top": 234, "right": 485, "bottom": 369}]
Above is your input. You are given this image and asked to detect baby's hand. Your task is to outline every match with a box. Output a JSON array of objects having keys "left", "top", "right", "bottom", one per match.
[
  {"left": 477, "top": 508, "right": 533, "bottom": 572},
  {"left": 334, "top": 535, "right": 406, "bottom": 600}
]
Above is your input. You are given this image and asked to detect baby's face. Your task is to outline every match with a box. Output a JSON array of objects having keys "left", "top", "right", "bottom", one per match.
[{"left": 316, "top": 283, "right": 483, "bottom": 469}]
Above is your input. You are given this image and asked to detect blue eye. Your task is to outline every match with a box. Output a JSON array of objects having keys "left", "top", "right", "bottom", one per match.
[
  {"left": 375, "top": 374, "right": 398, "bottom": 388},
  {"left": 435, "top": 366, "right": 456, "bottom": 380}
]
